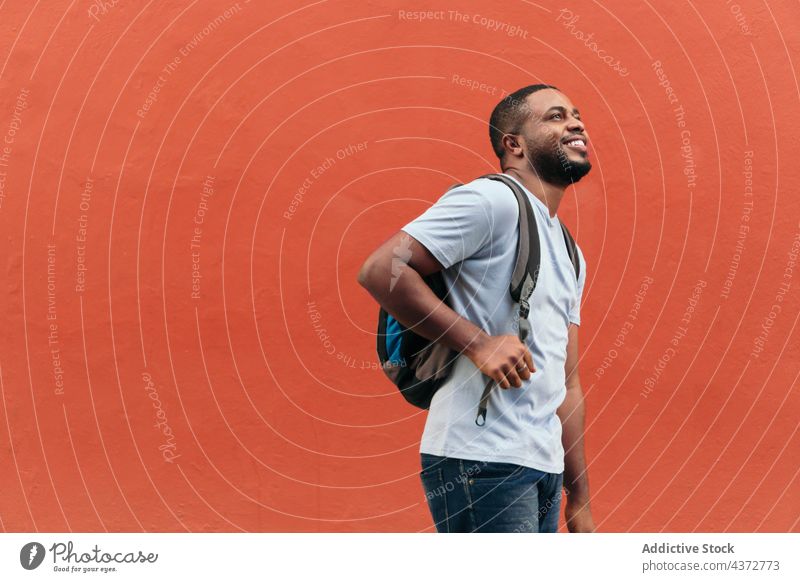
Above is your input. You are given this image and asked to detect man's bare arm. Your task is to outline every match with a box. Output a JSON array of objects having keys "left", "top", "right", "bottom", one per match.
[
  {"left": 357, "top": 231, "right": 533, "bottom": 388},
  {"left": 557, "top": 322, "right": 596, "bottom": 532}
]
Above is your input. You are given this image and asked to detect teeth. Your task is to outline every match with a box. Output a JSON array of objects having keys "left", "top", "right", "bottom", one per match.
[{"left": 566, "top": 139, "right": 585, "bottom": 147}]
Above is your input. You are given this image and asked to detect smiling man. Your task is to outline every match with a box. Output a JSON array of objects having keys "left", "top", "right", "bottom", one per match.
[{"left": 358, "top": 84, "right": 595, "bottom": 533}]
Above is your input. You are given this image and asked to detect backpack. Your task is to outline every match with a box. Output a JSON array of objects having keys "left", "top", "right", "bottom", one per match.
[{"left": 375, "top": 173, "right": 580, "bottom": 425}]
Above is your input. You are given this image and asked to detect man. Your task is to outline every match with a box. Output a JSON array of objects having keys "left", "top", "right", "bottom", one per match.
[{"left": 357, "top": 84, "right": 595, "bottom": 533}]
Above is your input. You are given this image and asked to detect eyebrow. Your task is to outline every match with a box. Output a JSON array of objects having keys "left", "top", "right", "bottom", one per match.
[{"left": 542, "top": 105, "right": 581, "bottom": 116}]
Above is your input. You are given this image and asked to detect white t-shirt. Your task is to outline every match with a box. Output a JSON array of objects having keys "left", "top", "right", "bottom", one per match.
[{"left": 400, "top": 173, "right": 586, "bottom": 474}]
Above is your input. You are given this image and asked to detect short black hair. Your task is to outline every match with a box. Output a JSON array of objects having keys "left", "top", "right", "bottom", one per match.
[{"left": 489, "top": 84, "right": 559, "bottom": 160}]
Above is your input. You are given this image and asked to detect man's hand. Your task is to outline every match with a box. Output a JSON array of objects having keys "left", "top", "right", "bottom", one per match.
[
  {"left": 465, "top": 334, "right": 535, "bottom": 388},
  {"left": 565, "top": 498, "right": 596, "bottom": 532}
]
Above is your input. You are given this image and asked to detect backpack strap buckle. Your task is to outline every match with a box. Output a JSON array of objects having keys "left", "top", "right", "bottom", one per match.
[
  {"left": 475, "top": 376, "right": 494, "bottom": 426},
  {"left": 518, "top": 315, "right": 531, "bottom": 342}
]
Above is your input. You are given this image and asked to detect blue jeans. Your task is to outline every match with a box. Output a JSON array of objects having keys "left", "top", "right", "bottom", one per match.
[{"left": 419, "top": 453, "right": 564, "bottom": 533}]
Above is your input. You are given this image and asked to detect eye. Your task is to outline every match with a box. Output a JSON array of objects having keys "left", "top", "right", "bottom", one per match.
[{"left": 550, "top": 113, "right": 562, "bottom": 120}]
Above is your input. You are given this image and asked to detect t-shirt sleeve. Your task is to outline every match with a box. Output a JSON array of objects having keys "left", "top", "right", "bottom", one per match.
[
  {"left": 568, "top": 244, "right": 587, "bottom": 326},
  {"left": 399, "top": 186, "right": 503, "bottom": 270}
]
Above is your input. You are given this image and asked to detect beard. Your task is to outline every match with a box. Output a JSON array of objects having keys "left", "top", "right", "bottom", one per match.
[{"left": 525, "top": 135, "right": 592, "bottom": 186}]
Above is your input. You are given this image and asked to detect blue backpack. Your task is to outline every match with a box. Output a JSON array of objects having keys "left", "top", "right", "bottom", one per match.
[{"left": 376, "top": 174, "right": 580, "bottom": 425}]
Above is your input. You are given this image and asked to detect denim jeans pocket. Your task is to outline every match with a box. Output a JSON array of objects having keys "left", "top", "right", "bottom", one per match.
[
  {"left": 419, "top": 467, "right": 450, "bottom": 532},
  {"left": 465, "top": 460, "right": 526, "bottom": 484},
  {"left": 467, "top": 467, "right": 538, "bottom": 533}
]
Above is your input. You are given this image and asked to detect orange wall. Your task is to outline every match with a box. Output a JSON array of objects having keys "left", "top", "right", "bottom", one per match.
[{"left": 0, "top": 0, "right": 798, "bottom": 532}]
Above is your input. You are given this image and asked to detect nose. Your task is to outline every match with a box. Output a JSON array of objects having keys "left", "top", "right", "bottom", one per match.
[{"left": 567, "top": 115, "right": 584, "bottom": 132}]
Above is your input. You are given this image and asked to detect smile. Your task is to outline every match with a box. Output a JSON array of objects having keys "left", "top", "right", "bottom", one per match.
[{"left": 562, "top": 137, "right": 587, "bottom": 152}]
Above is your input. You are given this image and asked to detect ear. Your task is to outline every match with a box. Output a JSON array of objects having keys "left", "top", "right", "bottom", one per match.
[{"left": 501, "top": 133, "right": 523, "bottom": 157}]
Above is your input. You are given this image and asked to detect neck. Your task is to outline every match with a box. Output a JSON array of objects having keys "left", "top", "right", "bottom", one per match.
[{"left": 502, "top": 166, "right": 566, "bottom": 219}]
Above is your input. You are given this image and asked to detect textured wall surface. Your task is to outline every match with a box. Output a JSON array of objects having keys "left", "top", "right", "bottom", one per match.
[{"left": 0, "top": 0, "right": 798, "bottom": 532}]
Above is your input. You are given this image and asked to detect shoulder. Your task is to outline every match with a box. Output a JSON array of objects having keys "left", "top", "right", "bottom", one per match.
[{"left": 448, "top": 176, "right": 519, "bottom": 222}]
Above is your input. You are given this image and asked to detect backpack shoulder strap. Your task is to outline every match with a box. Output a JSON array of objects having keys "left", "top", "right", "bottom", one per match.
[
  {"left": 477, "top": 173, "right": 540, "bottom": 306},
  {"left": 558, "top": 219, "right": 580, "bottom": 281},
  {"left": 472, "top": 173, "right": 540, "bottom": 426},
  {"left": 444, "top": 175, "right": 540, "bottom": 305}
]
